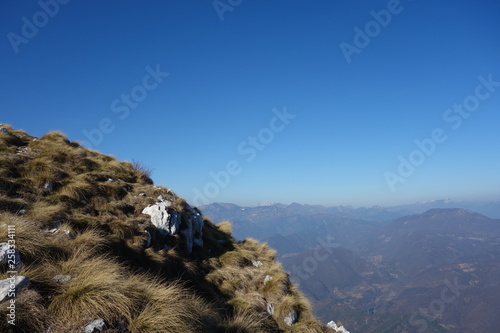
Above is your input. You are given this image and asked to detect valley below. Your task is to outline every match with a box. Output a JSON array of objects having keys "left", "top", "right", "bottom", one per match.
[{"left": 201, "top": 202, "right": 500, "bottom": 333}]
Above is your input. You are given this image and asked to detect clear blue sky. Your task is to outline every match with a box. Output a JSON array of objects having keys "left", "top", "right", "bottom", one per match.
[{"left": 1, "top": 0, "right": 499, "bottom": 207}]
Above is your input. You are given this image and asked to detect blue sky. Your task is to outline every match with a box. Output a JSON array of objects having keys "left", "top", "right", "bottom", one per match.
[{"left": 1, "top": 0, "right": 499, "bottom": 207}]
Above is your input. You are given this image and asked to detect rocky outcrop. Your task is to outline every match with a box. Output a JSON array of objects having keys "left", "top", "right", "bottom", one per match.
[
  {"left": 142, "top": 200, "right": 180, "bottom": 236},
  {"left": 142, "top": 198, "right": 203, "bottom": 252},
  {"left": 181, "top": 203, "right": 204, "bottom": 252}
]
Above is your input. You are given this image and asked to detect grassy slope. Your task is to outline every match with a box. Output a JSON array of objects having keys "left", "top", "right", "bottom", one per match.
[{"left": 0, "top": 125, "right": 339, "bottom": 333}]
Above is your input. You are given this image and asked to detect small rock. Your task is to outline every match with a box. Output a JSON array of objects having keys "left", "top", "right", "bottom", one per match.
[
  {"left": 327, "top": 321, "right": 350, "bottom": 333},
  {"left": 266, "top": 302, "right": 274, "bottom": 315},
  {"left": 0, "top": 243, "right": 23, "bottom": 270},
  {"left": 107, "top": 178, "right": 114, "bottom": 183},
  {"left": 157, "top": 195, "right": 164, "bottom": 202},
  {"left": 0, "top": 127, "right": 7, "bottom": 133},
  {"left": 17, "top": 209, "right": 26, "bottom": 215},
  {"left": 83, "top": 318, "right": 106, "bottom": 333},
  {"left": 0, "top": 276, "right": 30, "bottom": 302},
  {"left": 81, "top": 200, "right": 87, "bottom": 206},
  {"left": 252, "top": 260, "right": 263, "bottom": 267},
  {"left": 63, "top": 230, "right": 73, "bottom": 239},
  {"left": 284, "top": 310, "right": 298, "bottom": 326},
  {"left": 43, "top": 181, "right": 54, "bottom": 192},
  {"left": 263, "top": 275, "right": 273, "bottom": 284},
  {"left": 138, "top": 193, "right": 146, "bottom": 197},
  {"left": 52, "top": 275, "right": 72, "bottom": 283},
  {"left": 46, "top": 221, "right": 61, "bottom": 233}
]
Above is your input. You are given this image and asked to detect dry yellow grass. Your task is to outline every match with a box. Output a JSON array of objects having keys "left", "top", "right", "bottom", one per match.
[
  {"left": 58, "top": 174, "right": 97, "bottom": 202},
  {"left": 26, "top": 200, "right": 67, "bottom": 225},
  {"left": 48, "top": 255, "right": 133, "bottom": 327},
  {"left": 126, "top": 275, "right": 218, "bottom": 333},
  {"left": 0, "top": 289, "right": 50, "bottom": 333}
]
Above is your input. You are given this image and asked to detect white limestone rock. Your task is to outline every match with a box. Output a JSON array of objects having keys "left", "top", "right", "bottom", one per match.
[
  {"left": 0, "top": 276, "right": 30, "bottom": 302},
  {"left": 252, "top": 260, "right": 263, "bottom": 267},
  {"left": 0, "top": 242, "right": 23, "bottom": 271},
  {"left": 284, "top": 310, "right": 298, "bottom": 326},
  {"left": 142, "top": 200, "right": 180, "bottom": 236},
  {"left": 264, "top": 275, "right": 273, "bottom": 284},
  {"left": 181, "top": 204, "right": 204, "bottom": 252},
  {"left": 266, "top": 302, "right": 274, "bottom": 315},
  {"left": 142, "top": 201, "right": 203, "bottom": 253},
  {"left": 326, "top": 321, "right": 350, "bottom": 333},
  {"left": 52, "top": 275, "right": 72, "bottom": 283},
  {"left": 83, "top": 318, "right": 106, "bottom": 333}
]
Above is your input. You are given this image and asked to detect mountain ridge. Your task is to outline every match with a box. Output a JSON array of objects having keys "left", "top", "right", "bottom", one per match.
[
  {"left": 201, "top": 202, "right": 500, "bottom": 332},
  {"left": 0, "top": 125, "right": 345, "bottom": 333}
]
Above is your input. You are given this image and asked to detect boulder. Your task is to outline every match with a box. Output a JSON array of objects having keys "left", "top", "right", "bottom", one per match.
[
  {"left": 142, "top": 201, "right": 181, "bottom": 236},
  {"left": 142, "top": 201, "right": 203, "bottom": 253}
]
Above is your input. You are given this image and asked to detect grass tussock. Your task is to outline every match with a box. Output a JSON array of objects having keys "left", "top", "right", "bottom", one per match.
[
  {"left": 48, "top": 255, "right": 133, "bottom": 326},
  {"left": 0, "top": 289, "right": 50, "bottom": 333}
]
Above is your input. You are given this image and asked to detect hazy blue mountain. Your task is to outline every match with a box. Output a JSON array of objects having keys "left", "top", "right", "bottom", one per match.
[{"left": 200, "top": 203, "right": 500, "bottom": 332}]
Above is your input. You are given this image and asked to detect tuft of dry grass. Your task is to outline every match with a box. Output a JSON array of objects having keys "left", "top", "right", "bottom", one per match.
[
  {"left": 219, "top": 308, "right": 274, "bottom": 333},
  {"left": 0, "top": 289, "right": 51, "bottom": 333},
  {"left": 132, "top": 159, "right": 154, "bottom": 185},
  {"left": 58, "top": 174, "right": 96, "bottom": 202},
  {"left": 217, "top": 220, "right": 233, "bottom": 235},
  {"left": 26, "top": 200, "right": 68, "bottom": 225},
  {"left": 48, "top": 254, "right": 133, "bottom": 327},
  {"left": 126, "top": 275, "right": 218, "bottom": 333}
]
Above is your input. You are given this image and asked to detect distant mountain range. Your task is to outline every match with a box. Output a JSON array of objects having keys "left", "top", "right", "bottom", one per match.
[{"left": 199, "top": 202, "right": 500, "bottom": 333}]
